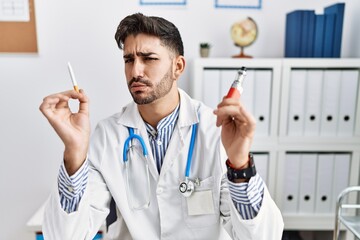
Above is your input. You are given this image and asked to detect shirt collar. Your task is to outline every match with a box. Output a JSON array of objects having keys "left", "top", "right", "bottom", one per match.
[{"left": 145, "top": 104, "right": 180, "bottom": 137}]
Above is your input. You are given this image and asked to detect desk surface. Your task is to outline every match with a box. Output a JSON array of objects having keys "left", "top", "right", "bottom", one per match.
[{"left": 27, "top": 203, "right": 46, "bottom": 232}]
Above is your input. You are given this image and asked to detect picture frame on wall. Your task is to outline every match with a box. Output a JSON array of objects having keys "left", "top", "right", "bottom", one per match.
[
  {"left": 140, "top": 0, "right": 186, "bottom": 5},
  {"left": 215, "top": 0, "right": 262, "bottom": 9}
]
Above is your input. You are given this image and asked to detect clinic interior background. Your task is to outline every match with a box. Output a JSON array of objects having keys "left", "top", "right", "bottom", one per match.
[{"left": 0, "top": 0, "right": 360, "bottom": 239}]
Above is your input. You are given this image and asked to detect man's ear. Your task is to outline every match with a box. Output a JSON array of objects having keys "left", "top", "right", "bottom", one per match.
[{"left": 173, "top": 55, "right": 185, "bottom": 79}]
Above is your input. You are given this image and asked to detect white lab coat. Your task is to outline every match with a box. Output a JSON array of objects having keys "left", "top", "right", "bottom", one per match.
[{"left": 43, "top": 89, "right": 283, "bottom": 240}]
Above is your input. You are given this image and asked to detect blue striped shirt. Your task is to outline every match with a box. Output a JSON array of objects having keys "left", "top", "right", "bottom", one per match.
[
  {"left": 58, "top": 106, "right": 265, "bottom": 219},
  {"left": 58, "top": 159, "right": 89, "bottom": 213},
  {"left": 145, "top": 105, "right": 180, "bottom": 173}
]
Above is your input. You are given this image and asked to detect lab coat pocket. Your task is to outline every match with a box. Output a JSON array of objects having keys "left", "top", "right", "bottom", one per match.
[{"left": 181, "top": 176, "right": 220, "bottom": 228}]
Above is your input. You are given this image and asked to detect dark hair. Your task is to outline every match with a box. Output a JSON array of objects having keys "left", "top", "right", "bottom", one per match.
[{"left": 115, "top": 13, "right": 184, "bottom": 56}]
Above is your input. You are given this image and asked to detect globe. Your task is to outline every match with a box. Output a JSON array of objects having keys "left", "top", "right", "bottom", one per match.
[{"left": 230, "top": 17, "right": 258, "bottom": 58}]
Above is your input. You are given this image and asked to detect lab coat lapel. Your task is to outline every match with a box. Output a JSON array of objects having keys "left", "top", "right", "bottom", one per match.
[
  {"left": 160, "top": 89, "right": 199, "bottom": 179},
  {"left": 116, "top": 102, "right": 159, "bottom": 182},
  {"left": 159, "top": 126, "right": 184, "bottom": 179}
]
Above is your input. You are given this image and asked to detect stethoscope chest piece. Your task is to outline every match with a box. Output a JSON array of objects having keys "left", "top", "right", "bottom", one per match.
[{"left": 179, "top": 179, "right": 194, "bottom": 197}]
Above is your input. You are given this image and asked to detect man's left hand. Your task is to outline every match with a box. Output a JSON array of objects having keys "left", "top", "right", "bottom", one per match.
[{"left": 213, "top": 96, "right": 256, "bottom": 169}]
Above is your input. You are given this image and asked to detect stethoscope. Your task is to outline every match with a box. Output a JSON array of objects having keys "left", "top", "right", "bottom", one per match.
[
  {"left": 178, "top": 123, "right": 198, "bottom": 197},
  {"left": 123, "top": 127, "right": 151, "bottom": 210},
  {"left": 123, "top": 123, "right": 198, "bottom": 209}
]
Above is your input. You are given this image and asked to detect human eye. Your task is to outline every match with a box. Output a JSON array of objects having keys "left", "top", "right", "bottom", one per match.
[
  {"left": 144, "top": 56, "right": 158, "bottom": 61},
  {"left": 124, "top": 58, "right": 134, "bottom": 64}
]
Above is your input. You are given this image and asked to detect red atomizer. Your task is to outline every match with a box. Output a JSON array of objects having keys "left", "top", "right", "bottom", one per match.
[{"left": 226, "top": 66, "right": 247, "bottom": 99}]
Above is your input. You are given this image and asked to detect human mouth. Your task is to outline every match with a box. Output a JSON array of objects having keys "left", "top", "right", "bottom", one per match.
[{"left": 130, "top": 82, "right": 148, "bottom": 92}]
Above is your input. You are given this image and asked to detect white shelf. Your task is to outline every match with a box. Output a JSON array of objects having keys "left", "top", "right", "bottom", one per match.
[
  {"left": 283, "top": 214, "right": 342, "bottom": 230},
  {"left": 190, "top": 57, "right": 360, "bottom": 233},
  {"left": 277, "top": 138, "right": 360, "bottom": 151},
  {"left": 281, "top": 58, "right": 360, "bottom": 68}
]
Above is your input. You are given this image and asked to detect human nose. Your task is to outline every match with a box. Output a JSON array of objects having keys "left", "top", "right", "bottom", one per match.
[{"left": 131, "top": 59, "right": 145, "bottom": 79}]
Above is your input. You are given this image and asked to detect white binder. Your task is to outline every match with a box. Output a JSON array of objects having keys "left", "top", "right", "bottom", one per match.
[
  {"left": 337, "top": 70, "right": 359, "bottom": 136},
  {"left": 240, "top": 69, "right": 255, "bottom": 114},
  {"left": 254, "top": 70, "right": 272, "bottom": 137},
  {"left": 331, "top": 153, "right": 350, "bottom": 211},
  {"left": 287, "top": 70, "right": 307, "bottom": 136},
  {"left": 253, "top": 153, "right": 269, "bottom": 184},
  {"left": 304, "top": 70, "right": 323, "bottom": 136},
  {"left": 320, "top": 70, "right": 341, "bottom": 136},
  {"left": 298, "top": 153, "right": 317, "bottom": 213},
  {"left": 315, "top": 153, "right": 334, "bottom": 213},
  {"left": 282, "top": 153, "right": 301, "bottom": 213},
  {"left": 202, "top": 69, "right": 221, "bottom": 109}
]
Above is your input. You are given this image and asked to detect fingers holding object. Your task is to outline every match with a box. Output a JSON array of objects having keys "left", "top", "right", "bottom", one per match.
[
  {"left": 39, "top": 90, "right": 87, "bottom": 116},
  {"left": 214, "top": 100, "right": 255, "bottom": 128}
]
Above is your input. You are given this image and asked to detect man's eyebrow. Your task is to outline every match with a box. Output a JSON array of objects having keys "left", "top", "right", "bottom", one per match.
[{"left": 123, "top": 52, "right": 157, "bottom": 59}]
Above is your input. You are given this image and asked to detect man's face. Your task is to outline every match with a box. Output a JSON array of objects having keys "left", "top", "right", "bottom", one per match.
[{"left": 123, "top": 33, "right": 176, "bottom": 105}]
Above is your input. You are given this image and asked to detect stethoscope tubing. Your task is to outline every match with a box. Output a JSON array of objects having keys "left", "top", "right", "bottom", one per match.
[
  {"left": 123, "top": 122, "right": 198, "bottom": 199},
  {"left": 123, "top": 128, "right": 148, "bottom": 162},
  {"left": 185, "top": 123, "right": 198, "bottom": 178}
]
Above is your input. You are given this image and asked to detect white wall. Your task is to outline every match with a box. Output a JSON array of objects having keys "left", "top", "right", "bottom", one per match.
[{"left": 0, "top": 0, "right": 359, "bottom": 239}]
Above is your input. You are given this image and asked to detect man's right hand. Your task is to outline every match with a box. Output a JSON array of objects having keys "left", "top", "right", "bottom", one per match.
[{"left": 39, "top": 89, "right": 90, "bottom": 175}]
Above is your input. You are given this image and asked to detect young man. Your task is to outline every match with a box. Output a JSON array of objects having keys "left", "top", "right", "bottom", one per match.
[{"left": 40, "top": 13, "right": 283, "bottom": 239}]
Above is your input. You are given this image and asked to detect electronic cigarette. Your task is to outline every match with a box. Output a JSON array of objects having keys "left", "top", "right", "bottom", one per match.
[{"left": 226, "top": 66, "right": 247, "bottom": 99}]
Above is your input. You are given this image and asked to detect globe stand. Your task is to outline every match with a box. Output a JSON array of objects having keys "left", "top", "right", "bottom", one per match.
[{"left": 232, "top": 46, "right": 252, "bottom": 58}]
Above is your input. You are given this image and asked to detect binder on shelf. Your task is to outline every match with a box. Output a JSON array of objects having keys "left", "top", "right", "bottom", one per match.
[
  {"left": 298, "top": 153, "right": 317, "bottom": 213},
  {"left": 306, "top": 11, "right": 316, "bottom": 57},
  {"left": 253, "top": 70, "right": 272, "bottom": 136},
  {"left": 284, "top": 3, "right": 345, "bottom": 58},
  {"left": 320, "top": 70, "right": 341, "bottom": 136},
  {"left": 300, "top": 10, "right": 315, "bottom": 57},
  {"left": 313, "top": 14, "right": 325, "bottom": 57},
  {"left": 324, "top": 3, "right": 345, "bottom": 58},
  {"left": 322, "top": 13, "right": 336, "bottom": 58},
  {"left": 285, "top": 10, "right": 303, "bottom": 57},
  {"left": 287, "top": 70, "right": 307, "bottom": 136},
  {"left": 202, "top": 69, "right": 221, "bottom": 109},
  {"left": 239, "top": 69, "right": 255, "bottom": 114},
  {"left": 303, "top": 70, "right": 323, "bottom": 136},
  {"left": 253, "top": 153, "right": 269, "bottom": 184},
  {"left": 315, "top": 153, "right": 335, "bottom": 213},
  {"left": 282, "top": 153, "right": 301, "bottom": 213},
  {"left": 337, "top": 70, "right": 359, "bottom": 136},
  {"left": 331, "top": 153, "right": 351, "bottom": 211}
]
